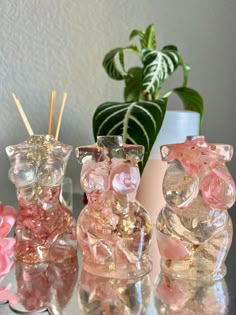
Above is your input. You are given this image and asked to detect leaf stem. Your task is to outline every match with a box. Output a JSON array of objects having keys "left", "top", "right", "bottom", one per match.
[
  {"left": 183, "top": 69, "right": 188, "bottom": 87},
  {"left": 144, "top": 92, "right": 152, "bottom": 101},
  {"left": 154, "top": 87, "right": 161, "bottom": 99},
  {"left": 179, "top": 57, "right": 190, "bottom": 88}
]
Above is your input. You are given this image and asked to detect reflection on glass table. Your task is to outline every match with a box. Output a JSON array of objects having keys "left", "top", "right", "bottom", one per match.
[
  {"left": 79, "top": 268, "right": 151, "bottom": 315},
  {"left": 0, "top": 256, "right": 78, "bottom": 315},
  {"left": 0, "top": 197, "right": 235, "bottom": 315},
  {"left": 155, "top": 272, "right": 229, "bottom": 315},
  {"left": 0, "top": 250, "right": 232, "bottom": 315}
]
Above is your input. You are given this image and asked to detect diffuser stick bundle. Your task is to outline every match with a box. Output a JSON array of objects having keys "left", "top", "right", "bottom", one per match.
[{"left": 12, "top": 91, "right": 67, "bottom": 140}]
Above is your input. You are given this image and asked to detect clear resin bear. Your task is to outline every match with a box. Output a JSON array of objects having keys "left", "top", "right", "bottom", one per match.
[
  {"left": 76, "top": 136, "right": 152, "bottom": 279},
  {"left": 156, "top": 136, "right": 235, "bottom": 281},
  {"left": 6, "top": 135, "right": 77, "bottom": 263}
]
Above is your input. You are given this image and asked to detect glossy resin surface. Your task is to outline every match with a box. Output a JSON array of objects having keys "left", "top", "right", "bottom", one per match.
[
  {"left": 76, "top": 136, "right": 152, "bottom": 279},
  {"left": 156, "top": 136, "right": 235, "bottom": 281},
  {"left": 6, "top": 135, "right": 77, "bottom": 263}
]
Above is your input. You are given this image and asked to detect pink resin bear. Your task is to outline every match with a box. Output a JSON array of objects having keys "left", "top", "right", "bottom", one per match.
[
  {"left": 156, "top": 136, "right": 236, "bottom": 281},
  {"left": 76, "top": 136, "right": 152, "bottom": 279},
  {"left": 6, "top": 135, "right": 77, "bottom": 264}
]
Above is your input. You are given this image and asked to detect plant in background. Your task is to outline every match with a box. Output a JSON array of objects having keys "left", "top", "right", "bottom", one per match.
[{"left": 93, "top": 24, "right": 204, "bottom": 173}]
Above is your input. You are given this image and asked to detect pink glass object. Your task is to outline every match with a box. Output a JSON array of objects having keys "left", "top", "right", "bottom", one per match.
[
  {"left": 155, "top": 272, "right": 229, "bottom": 315},
  {"left": 0, "top": 202, "right": 16, "bottom": 278},
  {"left": 79, "top": 268, "right": 151, "bottom": 315},
  {"left": 0, "top": 202, "right": 17, "bottom": 304},
  {"left": 0, "top": 284, "right": 18, "bottom": 305},
  {"left": 76, "top": 136, "right": 152, "bottom": 279},
  {"left": 156, "top": 136, "right": 236, "bottom": 281},
  {"left": 6, "top": 135, "right": 77, "bottom": 264}
]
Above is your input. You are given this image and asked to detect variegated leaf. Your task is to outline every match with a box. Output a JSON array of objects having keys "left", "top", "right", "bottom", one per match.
[
  {"left": 93, "top": 98, "right": 167, "bottom": 172},
  {"left": 102, "top": 45, "right": 140, "bottom": 81},
  {"left": 141, "top": 47, "right": 179, "bottom": 95}
]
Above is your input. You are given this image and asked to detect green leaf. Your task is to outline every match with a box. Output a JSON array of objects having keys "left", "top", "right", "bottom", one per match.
[
  {"left": 93, "top": 98, "right": 167, "bottom": 173},
  {"left": 179, "top": 56, "right": 191, "bottom": 87},
  {"left": 118, "top": 50, "right": 125, "bottom": 74},
  {"left": 102, "top": 45, "right": 140, "bottom": 81},
  {"left": 124, "top": 67, "right": 144, "bottom": 102},
  {"left": 129, "top": 29, "right": 145, "bottom": 42},
  {"left": 141, "top": 48, "right": 179, "bottom": 95},
  {"left": 173, "top": 87, "right": 204, "bottom": 132},
  {"left": 129, "top": 24, "right": 156, "bottom": 49},
  {"left": 162, "top": 47, "right": 190, "bottom": 87},
  {"left": 162, "top": 45, "right": 178, "bottom": 52},
  {"left": 143, "top": 24, "right": 156, "bottom": 49}
]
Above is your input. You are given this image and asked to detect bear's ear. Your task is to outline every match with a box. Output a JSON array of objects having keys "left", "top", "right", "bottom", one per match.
[
  {"left": 160, "top": 145, "right": 172, "bottom": 161},
  {"left": 214, "top": 144, "right": 234, "bottom": 162}
]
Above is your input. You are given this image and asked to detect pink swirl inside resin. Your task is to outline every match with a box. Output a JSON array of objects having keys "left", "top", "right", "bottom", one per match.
[{"left": 76, "top": 136, "right": 152, "bottom": 279}]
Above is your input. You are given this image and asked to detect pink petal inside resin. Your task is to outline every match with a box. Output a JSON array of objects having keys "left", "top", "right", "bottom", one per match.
[
  {"left": 111, "top": 164, "right": 140, "bottom": 194},
  {"left": 201, "top": 169, "right": 236, "bottom": 209},
  {"left": 157, "top": 231, "right": 191, "bottom": 260},
  {"left": 156, "top": 275, "right": 191, "bottom": 308}
]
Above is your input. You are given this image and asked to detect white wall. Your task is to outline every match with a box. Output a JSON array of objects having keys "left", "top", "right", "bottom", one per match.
[{"left": 0, "top": 0, "right": 235, "bottom": 204}]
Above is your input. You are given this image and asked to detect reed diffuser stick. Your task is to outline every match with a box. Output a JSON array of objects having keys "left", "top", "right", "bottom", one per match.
[
  {"left": 55, "top": 92, "right": 67, "bottom": 140},
  {"left": 48, "top": 90, "right": 56, "bottom": 135},
  {"left": 12, "top": 93, "right": 34, "bottom": 136}
]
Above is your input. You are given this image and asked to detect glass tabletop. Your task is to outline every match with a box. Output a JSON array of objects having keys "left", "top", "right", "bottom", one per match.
[{"left": 0, "top": 196, "right": 235, "bottom": 315}]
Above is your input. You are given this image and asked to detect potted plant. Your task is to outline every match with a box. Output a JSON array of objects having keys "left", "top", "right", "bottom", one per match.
[
  {"left": 92, "top": 24, "right": 204, "bottom": 225},
  {"left": 93, "top": 24, "right": 203, "bottom": 230}
]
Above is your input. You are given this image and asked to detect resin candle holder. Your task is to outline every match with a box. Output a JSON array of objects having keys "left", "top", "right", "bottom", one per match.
[
  {"left": 6, "top": 135, "right": 77, "bottom": 264},
  {"left": 76, "top": 136, "right": 152, "bottom": 279},
  {"left": 156, "top": 136, "right": 236, "bottom": 281}
]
